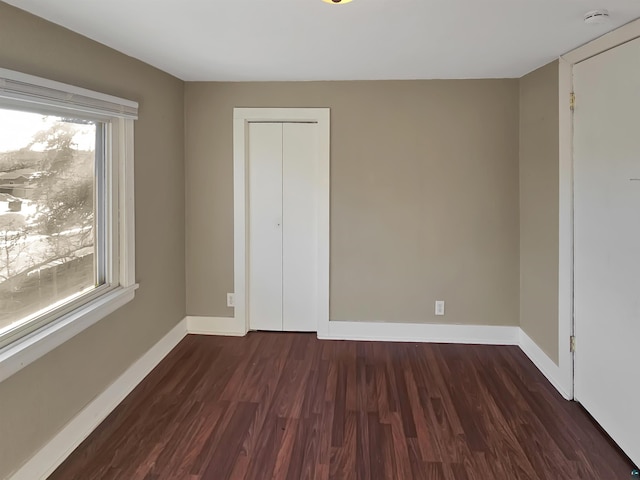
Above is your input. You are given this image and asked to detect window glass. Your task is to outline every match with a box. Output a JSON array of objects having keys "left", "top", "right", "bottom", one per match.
[{"left": 0, "top": 108, "right": 104, "bottom": 336}]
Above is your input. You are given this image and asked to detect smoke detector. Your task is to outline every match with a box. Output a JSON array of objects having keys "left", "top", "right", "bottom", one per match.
[{"left": 584, "top": 10, "right": 610, "bottom": 25}]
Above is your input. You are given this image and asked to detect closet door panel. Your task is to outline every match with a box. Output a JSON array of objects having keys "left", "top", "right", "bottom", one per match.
[
  {"left": 282, "top": 123, "right": 318, "bottom": 331},
  {"left": 248, "top": 123, "right": 283, "bottom": 331}
]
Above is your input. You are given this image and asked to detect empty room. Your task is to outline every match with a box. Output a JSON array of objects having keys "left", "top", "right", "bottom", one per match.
[{"left": 0, "top": 0, "right": 638, "bottom": 479}]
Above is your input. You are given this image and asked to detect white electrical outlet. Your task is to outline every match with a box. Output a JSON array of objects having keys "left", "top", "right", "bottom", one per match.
[
  {"left": 435, "top": 300, "right": 445, "bottom": 316},
  {"left": 227, "top": 293, "right": 235, "bottom": 308}
]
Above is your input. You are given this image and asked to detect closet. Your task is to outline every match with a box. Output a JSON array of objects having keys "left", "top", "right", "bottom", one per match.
[{"left": 247, "top": 122, "right": 319, "bottom": 331}]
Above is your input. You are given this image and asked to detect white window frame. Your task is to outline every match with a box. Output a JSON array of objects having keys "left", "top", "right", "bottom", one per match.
[{"left": 0, "top": 68, "right": 138, "bottom": 383}]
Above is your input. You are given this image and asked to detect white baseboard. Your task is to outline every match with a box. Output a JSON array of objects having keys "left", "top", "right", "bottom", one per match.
[
  {"left": 10, "top": 318, "right": 188, "bottom": 480},
  {"left": 186, "top": 316, "right": 247, "bottom": 336},
  {"left": 519, "top": 329, "right": 572, "bottom": 400},
  {"left": 321, "top": 320, "right": 520, "bottom": 345}
]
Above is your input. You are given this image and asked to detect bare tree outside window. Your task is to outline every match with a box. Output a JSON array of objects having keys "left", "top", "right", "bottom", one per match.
[{"left": 0, "top": 109, "right": 100, "bottom": 333}]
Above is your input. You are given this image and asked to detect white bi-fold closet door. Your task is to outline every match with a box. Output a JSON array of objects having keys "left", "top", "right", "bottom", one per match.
[{"left": 248, "top": 122, "right": 319, "bottom": 332}]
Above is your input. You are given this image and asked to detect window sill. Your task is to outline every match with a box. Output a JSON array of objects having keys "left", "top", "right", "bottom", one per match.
[{"left": 0, "top": 284, "right": 138, "bottom": 383}]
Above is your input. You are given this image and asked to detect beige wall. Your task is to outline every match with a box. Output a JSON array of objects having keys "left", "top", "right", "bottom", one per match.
[
  {"left": 186, "top": 80, "right": 520, "bottom": 325},
  {"left": 0, "top": 3, "right": 564, "bottom": 474},
  {"left": 0, "top": 3, "right": 185, "bottom": 478},
  {"left": 519, "top": 61, "right": 560, "bottom": 363}
]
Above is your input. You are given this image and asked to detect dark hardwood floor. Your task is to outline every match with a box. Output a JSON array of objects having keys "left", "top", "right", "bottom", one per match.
[{"left": 50, "top": 333, "right": 634, "bottom": 479}]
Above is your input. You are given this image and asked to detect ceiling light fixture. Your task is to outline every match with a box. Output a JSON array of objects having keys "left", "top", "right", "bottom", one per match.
[
  {"left": 322, "top": 0, "right": 353, "bottom": 4},
  {"left": 584, "top": 10, "right": 610, "bottom": 25}
]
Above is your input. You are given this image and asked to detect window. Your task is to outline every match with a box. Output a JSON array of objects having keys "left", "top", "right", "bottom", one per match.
[{"left": 0, "top": 68, "right": 137, "bottom": 370}]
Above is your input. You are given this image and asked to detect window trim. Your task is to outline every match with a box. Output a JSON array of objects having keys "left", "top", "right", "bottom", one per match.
[{"left": 0, "top": 68, "right": 138, "bottom": 383}]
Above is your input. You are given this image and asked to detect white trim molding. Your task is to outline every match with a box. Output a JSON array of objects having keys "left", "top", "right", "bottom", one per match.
[
  {"left": 562, "top": 18, "right": 640, "bottom": 65},
  {"left": 186, "top": 316, "right": 247, "bottom": 336},
  {"left": 519, "top": 329, "right": 571, "bottom": 400},
  {"left": 0, "top": 285, "right": 138, "bottom": 384},
  {"left": 233, "top": 108, "right": 330, "bottom": 336},
  {"left": 9, "top": 318, "right": 187, "bottom": 480},
  {"left": 557, "top": 56, "right": 575, "bottom": 400},
  {"left": 320, "top": 320, "right": 520, "bottom": 345}
]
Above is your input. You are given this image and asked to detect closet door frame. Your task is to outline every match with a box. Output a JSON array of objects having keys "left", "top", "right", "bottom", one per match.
[{"left": 233, "top": 108, "right": 330, "bottom": 337}]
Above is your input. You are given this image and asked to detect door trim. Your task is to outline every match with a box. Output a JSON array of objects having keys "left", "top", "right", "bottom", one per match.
[
  {"left": 233, "top": 108, "right": 330, "bottom": 336},
  {"left": 559, "top": 17, "right": 640, "bottom": 399}
]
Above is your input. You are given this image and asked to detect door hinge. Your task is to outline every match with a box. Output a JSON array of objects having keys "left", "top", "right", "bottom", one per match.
[
  {"left": 570, "top": 335, "right": 576, "bottom": 353},
  {"left": 569, "top": 92, "right": 576, "bottom": 111}
]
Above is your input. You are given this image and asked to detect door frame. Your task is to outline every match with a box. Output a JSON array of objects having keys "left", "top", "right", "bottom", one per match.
[
  {"left": 559, "top": 18, "right": 640, "bottom": 399},
  {"left": 233, "top": 108, "right": 330, "bottom": 336}
]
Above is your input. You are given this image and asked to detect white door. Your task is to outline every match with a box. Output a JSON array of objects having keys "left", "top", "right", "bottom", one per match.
[
  {"left": 248, "top": 123, "right": 283, "bottom": 331},
  {"left": 574, "top": 37, "right": 640, "bottom": 467},
  {"left": 248, "top": 122, "right": 319, "bottom": 332},
  {"left": 282, "top": 123, "right": 318, "bottom": 331}
]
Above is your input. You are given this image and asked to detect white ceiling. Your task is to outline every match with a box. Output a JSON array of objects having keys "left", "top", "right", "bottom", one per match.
[{"left": 5, "top": 0, "right": 640, "bottom": 81}]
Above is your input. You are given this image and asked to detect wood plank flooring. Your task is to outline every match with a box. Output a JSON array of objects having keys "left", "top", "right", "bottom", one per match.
[{"left": 49, "top": 333, "right": 635, "bottom": 479}]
